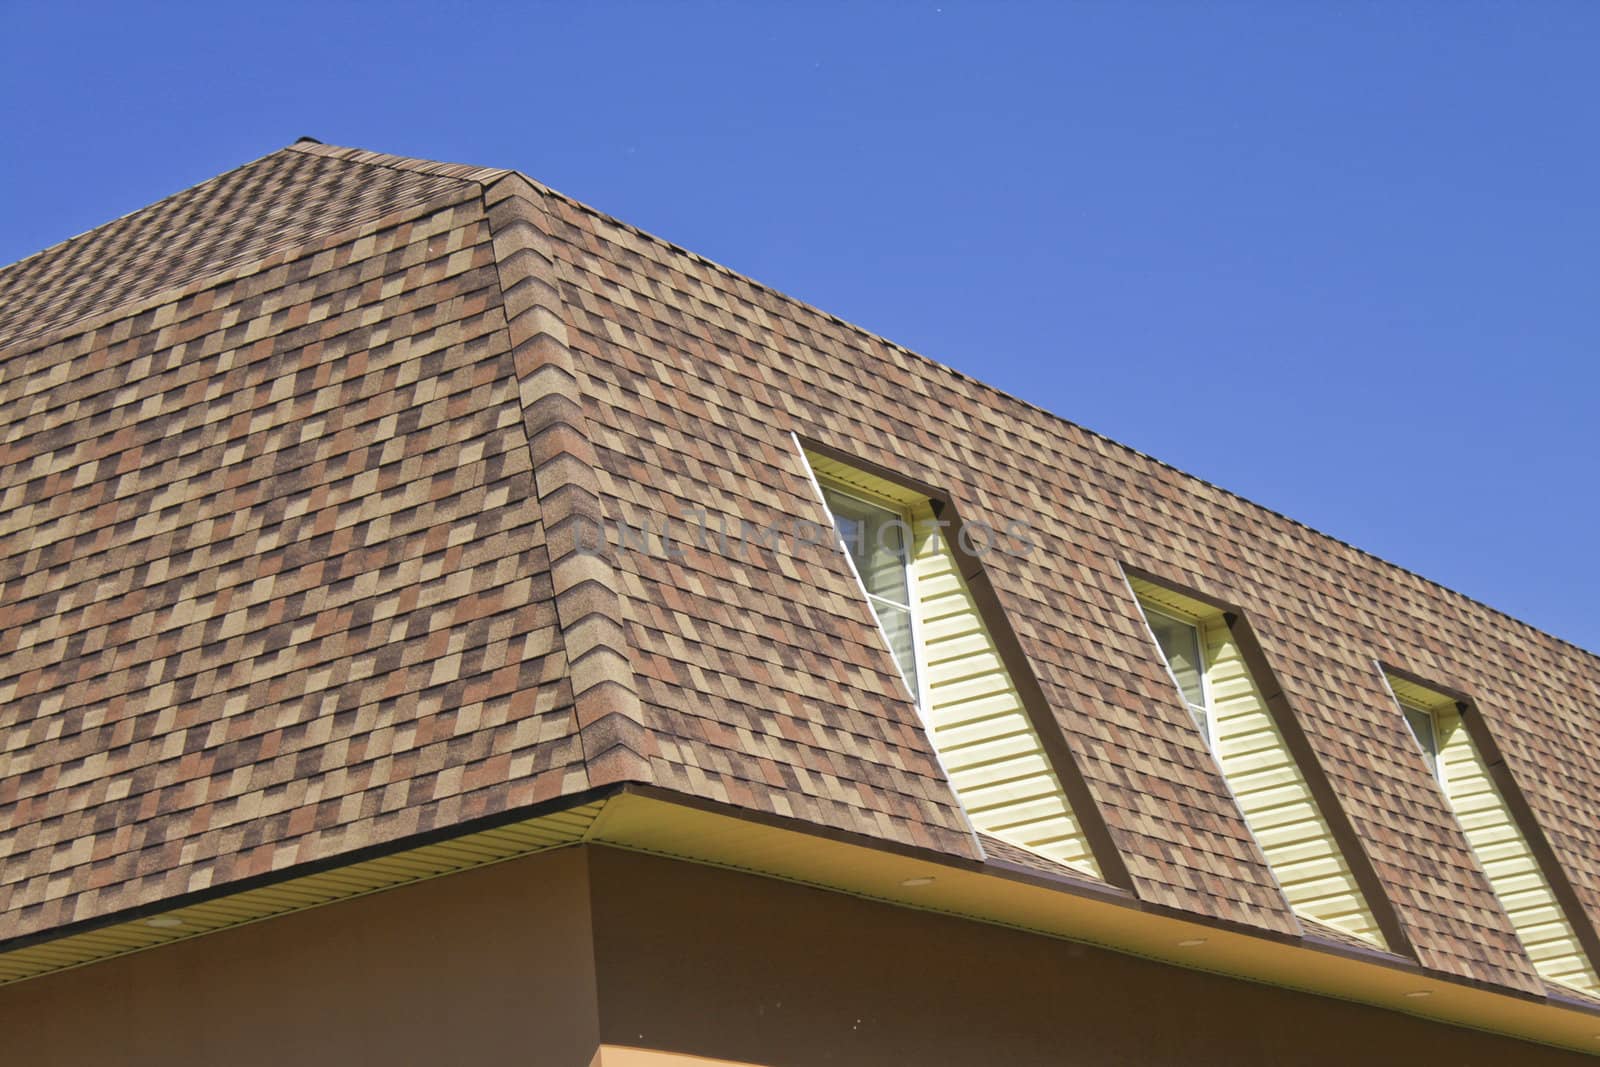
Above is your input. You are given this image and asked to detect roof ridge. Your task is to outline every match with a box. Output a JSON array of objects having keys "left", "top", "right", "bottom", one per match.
[
  {"left": 285, "top": 140, "right": 510, "bottom": 185},
  {"left": 512, "top": 172, "right": 1600, "bottom": 673},
  {"left": 481, "top": 172, "right": 658, "bottom": 787}
]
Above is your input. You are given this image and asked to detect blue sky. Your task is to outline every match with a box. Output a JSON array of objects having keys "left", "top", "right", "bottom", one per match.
[{"left": 3, "top": 3, "right": 1597, "bottom": 652}]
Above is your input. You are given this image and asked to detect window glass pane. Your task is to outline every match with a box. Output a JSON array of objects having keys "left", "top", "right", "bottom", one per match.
[
  {"left": 872, "top": 600, "right": 918, "bottom": 698},
  {"left": 821, "top": 487, "right": 918, "bottom": 696},
  {"left": 1403, "top": 705, "right": 1439, "bottom": 781},
  {"left": 1145, "top": 611, "right": 1205, "bottom": 710},
  {"left": 822, "top": 488, "right": 911, "bottom": 607}
]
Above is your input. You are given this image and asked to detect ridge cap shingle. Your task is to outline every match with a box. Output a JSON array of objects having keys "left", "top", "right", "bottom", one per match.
[
  {"left": 284, "top": 139, "right": 511, "bottom": 185},
  {"left": 481, "top": 171, "right": 658, "bottom": 787}
]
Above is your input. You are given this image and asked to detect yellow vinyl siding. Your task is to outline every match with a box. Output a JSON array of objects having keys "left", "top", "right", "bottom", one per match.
[
  {"left": 913, "top": 503, "right": 1101, "bottom": 877},
  {"left": 804, "top": 449, "right": 1102, "bottom": 879},
  {"left": 1129, "top": 577, "right": 1386, "bottom": 947},
  {"left": 1426, "top": 697, "right": 1600, "bottom": 995},
  {"left": 1203, "top": 619, "right": 1387, "bottom": 946}
]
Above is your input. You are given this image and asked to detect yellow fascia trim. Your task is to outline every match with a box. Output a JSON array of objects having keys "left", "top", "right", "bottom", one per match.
[
  {"left": 8, "top": 785, "right": 1600, "bottom": 1052},
  {"left": 806, "top": 453, "right": 923, "bottom": 508},
  {"left": 0, "top": 800, "right": 605, "bottom": 986},
  {"left": 588, "top": 791, "right": 1600, "bottom": 1055},
  {"left": 1389, "top": 675, "right": 1457, "bottom": 716},
  {"left": 593, "top": 1047, "right": 773, "bottom": 1067},
  {"left": 1129, "top": 578, "right": 1212, "bottom": 626}
]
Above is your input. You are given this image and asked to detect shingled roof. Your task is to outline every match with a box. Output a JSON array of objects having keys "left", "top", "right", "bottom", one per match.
[{"left": 4, "top": 141, "right": 1599, "bottom": 1006}]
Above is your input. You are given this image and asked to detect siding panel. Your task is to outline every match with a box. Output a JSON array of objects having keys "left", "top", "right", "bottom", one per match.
[
  {"left": 1437, "top": 709, "right": 1599, "bottom": 994},
  {"left": 1204, "top": 619, "right": 1388, "bottom": 947},
  {"left": 1130, "top": 577, "right": 1385, "bottom": 946},
  {"left": 913, "top": 507, "right": 1101, "bottom": 878}
]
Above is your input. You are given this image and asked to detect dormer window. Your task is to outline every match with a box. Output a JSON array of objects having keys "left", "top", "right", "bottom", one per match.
[
  {"left": 819, "top": 485, "right": 919, "bottom": 699},
  {"left": 1140, "top": 606, "right": 1212, "bottom": 745},
  {"left": 1385, "top": 674, "right": 1451, "bottom": 791},
  {"left": 1129, "top": 574, "right": 1389, "bottom": 947},
  {"left": 1382, "top": 670, "right": 1599, "bottom": 992},
  {"left": 803, "top": 443, "right": 1105, "bottom": 878},
  {"left": 1399, "top": 700, "right": 1441, "bottom": 783}
]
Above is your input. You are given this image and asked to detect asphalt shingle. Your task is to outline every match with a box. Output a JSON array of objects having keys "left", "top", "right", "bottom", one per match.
[{"left": 4, "top": 142, "right": 1599, "bottom": 1000}]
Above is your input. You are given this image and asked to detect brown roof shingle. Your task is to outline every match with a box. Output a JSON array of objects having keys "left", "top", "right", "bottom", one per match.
[
  {"left": 526, "top": 176, "right": 1570, "bottom": 987},
  {"left": 0, "top": 149, "right": 576, "bottom": 942},
  {"left": 5, "top": 142, "right": 1600, "bottom": 1002},
  {"left": 0, "top": 141, "right": 504, "bottom": 353}
]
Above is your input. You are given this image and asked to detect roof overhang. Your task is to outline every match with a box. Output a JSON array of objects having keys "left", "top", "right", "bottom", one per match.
[{"left": 3, "top": 786, "right": 1598, "bottom": 1054}]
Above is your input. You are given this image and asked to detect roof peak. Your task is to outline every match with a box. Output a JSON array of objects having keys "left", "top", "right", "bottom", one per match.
[
  {"left": 0, "top": 142, "right": 491, "bottom": 351},
  {"left": 281, "top": 139, "right": 509, "bottom": 185}
]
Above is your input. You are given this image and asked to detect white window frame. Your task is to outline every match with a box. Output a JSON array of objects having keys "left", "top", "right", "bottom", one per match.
[
  {"left": 811, "top": 479, "right": 929, "bottom": 711},
  {"left": 1397, "top": 697, "right": 1447, "bottom": 791},
  {"left": 1139, "top": 604, "right": 1217, "bottom": 752}
]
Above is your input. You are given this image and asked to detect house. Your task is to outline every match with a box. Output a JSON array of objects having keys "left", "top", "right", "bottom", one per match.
[{"left": 1, "top": 140, "right": 1598, "bottom": 1064}]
